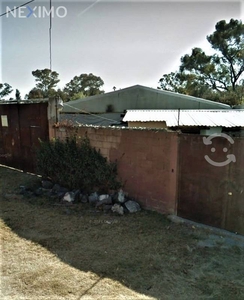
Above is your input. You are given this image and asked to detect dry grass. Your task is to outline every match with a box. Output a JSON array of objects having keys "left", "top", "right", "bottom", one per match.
[{"left": 0, "top": 165, "right": 244, "bottom": 300}]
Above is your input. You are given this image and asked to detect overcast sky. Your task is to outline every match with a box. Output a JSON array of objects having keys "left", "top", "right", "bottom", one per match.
[{"left": 1, "top": 0, "right": 243, "bottom": 98}]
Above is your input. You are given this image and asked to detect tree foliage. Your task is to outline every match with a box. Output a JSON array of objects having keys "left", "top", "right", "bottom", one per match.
[
  {"left": 27, "top": 88, "right": 44, "bottom": 99},
  {"left": 158, "top": 19, "right": 244, "bottom": 105},
  {"left": 207, "top": 19, "right": 244, "bottom": 91},
  {"left": 64, "top": 73, "right": 104, "bottom": 100},
  {"left": 15, "top": 89, "right": 21, "bottom": 100},
  {"left": 0, "top": 83, "right": 13, "bottom": 98},
  {"left": 27, "top": 70, "right": 105, "bottom": 102},
  {"left": 32, "top": 69, "right": 60, "bottom": 98}
]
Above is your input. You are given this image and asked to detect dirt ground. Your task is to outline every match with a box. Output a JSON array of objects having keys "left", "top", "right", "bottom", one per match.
[{"left": 0, "top": 165, "right": 244, "bottom": 300}]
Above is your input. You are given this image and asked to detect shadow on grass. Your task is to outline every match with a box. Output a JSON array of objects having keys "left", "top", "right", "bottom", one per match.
[{"left": 1, "top": 166, "right": 244, "bottom": 299}]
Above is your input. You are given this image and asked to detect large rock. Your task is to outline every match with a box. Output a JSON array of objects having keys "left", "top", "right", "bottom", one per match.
[
  {"left": 41, "top": 180, "right": 53, "bottom": 189},
  {"left": 57, "top": 192, "right": 65, "bottom": 200},
  {"left": 118, "top": 189, "right": 125, "bottom": 203},
  {"left": 74, "top": 190, "right": 81, "bottom": 202},
  {"left": 103, "top": 204, "right": 113, "bottom": 212},
  {"left": 89, "top": 192, "right": 99, "bottom": 205},
  {"left": 55, "top": 186, "right": 69, "bottom": 199},
  {"left": 52, "top": 184, "right": 69, "bottom": 195},
  {"left": 112, "top": 204, "right": 124, "bottom": 215},
  {"left": 80, "top": 194, "right": 88, "bottom": 203},
  {"left": 96, "top": 197, "right": 112, "bottom": 208},
  {"left": 124, "top": 200, "right": 141, "bottom": 213},
  {"left": 52, "top": 184, "right": 61, "bottom": 193},
  {"left": 99, "top": 194, "right": 109, "bottom": 201},
  {"left": 63, "top": 192, "right": 75, "bottom": 202}
]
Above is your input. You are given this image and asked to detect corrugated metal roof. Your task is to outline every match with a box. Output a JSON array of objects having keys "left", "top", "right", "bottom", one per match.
[
  {"left": 60, "top": 113, "right": 122, "bottom": 127},
  {"left": 0, "top": 98, "right": 49, "bottom": 104},
  {"left": 62, "top": 85, "right": 231, "bottom": 113},
  {"left": 123, "top": 109, "right": 244, "bottom": 127}
]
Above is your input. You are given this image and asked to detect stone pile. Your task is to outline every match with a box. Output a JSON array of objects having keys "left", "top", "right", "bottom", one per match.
[{"left": 19, "top": 180, "right": 141, "bottom": 215}]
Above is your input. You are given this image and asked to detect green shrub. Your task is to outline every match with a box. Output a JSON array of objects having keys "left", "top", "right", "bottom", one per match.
[{"left": 36, "top": 136, "right": 121, "bottom": 193}]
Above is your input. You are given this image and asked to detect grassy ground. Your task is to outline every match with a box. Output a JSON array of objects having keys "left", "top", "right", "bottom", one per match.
[{"left": 0, "top": 165, "right": 244, "bottom": 300}]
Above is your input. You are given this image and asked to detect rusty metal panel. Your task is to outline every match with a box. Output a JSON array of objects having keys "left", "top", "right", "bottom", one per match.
[
  {"left": 0, "top": 102, "right": 49, "bottom": 172},
  {"left": 178, "top": 134, "right": 244, "bottom": 235}
]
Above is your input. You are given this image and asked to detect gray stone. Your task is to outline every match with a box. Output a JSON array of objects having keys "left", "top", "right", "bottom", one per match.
[
  {"left": 74, "top": 190, "right": 81, "bottom": 202},
  {"left": 80, "top": 194, "right": 88, "bottom": 203},
  {"left": 99, "top": 194, "right": 109, "bottom": 201},
  {"left": 89, "top": 192, "right": 99, "bottom": 205},
  {"left": 100, "top": 196, "right": 112, "bottom": 205},
  {"left": 57, "top": 192, "right": 66, "bottom": 200},
  {"left": 96, "top": 197, "right": 112, "bottom": 208},
  {"left": 112, "top": 204, "right": 124, "bottom": 215},
  {"left": 118, "top": 189, "right": 125, "bottom": 203},
  {"left": 111, "top": 192, "right": 118, "bottom": 202},
  {"left": 124, "top": 200, "right": 141, "bottom": 213},
  {"left": 103, "top": 204, "right": 113, "bottom": 212},
  {"left": 63, "top": 192, "right": 75, "bottom": 202},
  {"left": 52, "top": 184, "right": 61, "bottom": 193},
  {"left": 55, "top": 187, "right": 69, "bottom": 199},
  {"left": 41, "top": 180, "right": 53, "bottom": 189},
  {"left": 59, "top": 187, "right": 69, "bottom": 194}
]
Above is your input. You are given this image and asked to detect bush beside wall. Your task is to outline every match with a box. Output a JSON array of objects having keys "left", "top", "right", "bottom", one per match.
[{"left": 36, "top": 136, "right": 121, "bottom": 193}]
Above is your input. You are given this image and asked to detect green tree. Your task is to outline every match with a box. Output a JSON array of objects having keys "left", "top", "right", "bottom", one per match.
[
  {"left": 207, "top": 19, "right": 244, "bottom": 91},
  {"left": 64, "top": 73, "right": 104, "bottom": 100},
  {"left": 27, "top": 88, "right": 44, "bottom": 99},
  {"left": 158, "top": 71, "right": 221, "bottom": 101},
  {"left": 15, "top": 89, "right": 21, "bottom": 100},
  {"left": 32, "top": 69, "right": 60, "bottom": 97},
  {"left": 54, "top": 89, "right": 69, "bottom": 102},
  {"left": 0, "top": 83, "right": 13, "bottom": 98},
  {"left": 70, "top": 91, "right": 87, "bottom": 101},
  {"left": 158, "top": 19, "right": 244, "bottom": 105}
]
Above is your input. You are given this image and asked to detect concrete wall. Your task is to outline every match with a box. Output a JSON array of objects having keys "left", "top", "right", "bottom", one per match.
[
  {"left": 178, "top": 135, "right": 244, "bottom": 235},
  {"left": 52, "top": 125, "right": 244, "bottom": 234},
  {"left": 55, "top": 126, "right": 179, "bottom": 214},
  {"left": 48, "top": 97, "right": 61, "bottom": 139}
]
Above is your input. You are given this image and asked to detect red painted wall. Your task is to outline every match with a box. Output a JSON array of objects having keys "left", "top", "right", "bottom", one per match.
[
  {"left": 0, "top": 103, "right": 49, "bottom": 172},
  {"left": 178, "top": 134, "right": 244, "bottom": 234},
  {"left": 53, "top": 125, "right": 244, "bottom": 234}
]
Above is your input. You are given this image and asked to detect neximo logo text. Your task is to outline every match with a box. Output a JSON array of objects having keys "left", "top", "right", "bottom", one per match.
[{"left": 5, "top": 6, "right": 68, "bottom": 18}]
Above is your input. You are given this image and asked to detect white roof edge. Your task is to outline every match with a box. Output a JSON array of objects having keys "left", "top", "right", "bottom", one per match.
[{"left": 123, "top": 109, "right": 244, "bottom": 127}]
